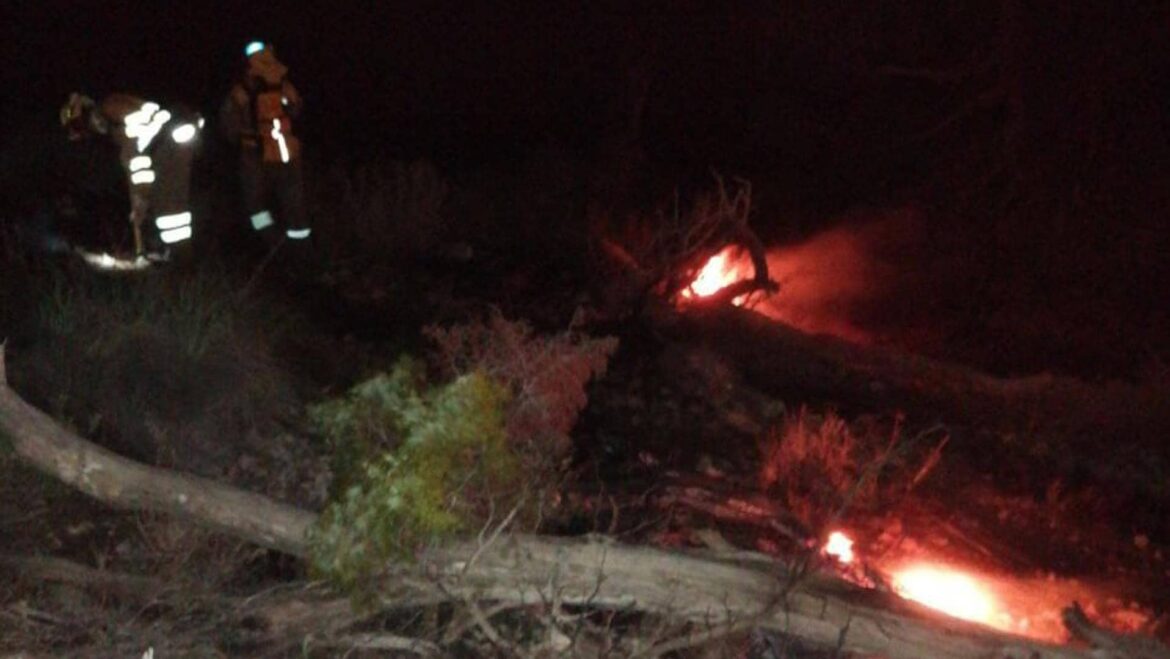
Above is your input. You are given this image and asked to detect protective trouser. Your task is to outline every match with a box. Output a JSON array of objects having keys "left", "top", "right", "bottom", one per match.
[
  {"left": 240, "top": 150, "right": 310, "bottom": 247},
  {"left": 145, "top": 126, "right": 197, "bottom": 254},
  {"left": 120, "top": 102, "right": 199, "bottom": 256}
]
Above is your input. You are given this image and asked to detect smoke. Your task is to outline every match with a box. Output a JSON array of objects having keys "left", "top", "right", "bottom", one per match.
[{"left": 749, "top": 209, "right": 925, "bottom": 344}]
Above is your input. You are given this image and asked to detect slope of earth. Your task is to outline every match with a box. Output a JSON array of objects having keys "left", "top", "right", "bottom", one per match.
[
  {"left": 309, "top": 245, "right": 1170, "bottom": 644},
  {"left": 2, "top": 248, "right": 1168, "bottom": 655},
  {"left": 274, "top": 251, "right": 1170, "bottom": 646}
]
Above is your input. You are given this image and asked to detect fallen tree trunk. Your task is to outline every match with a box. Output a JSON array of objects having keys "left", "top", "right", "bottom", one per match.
[
  {"left": 0, "top": 346, "right": 1154, "bottom": 658},
  {"left": 0, "top": 553, "right": 168, "bottom": 603},
  {"left": 0, "top": 345, "right": 314, "bottom": 557},
  {"left": 0, "top": 552, "right": 393, "bottom": 654},
  {"left": 660, "top": 304, "right": 1018, "bottom": 413},
  {"left": 420, "top": 535, "right": 1096, "bottom": 659},
  {"left": 662, "top": 304, "right": 1170, "bottom": 447}
]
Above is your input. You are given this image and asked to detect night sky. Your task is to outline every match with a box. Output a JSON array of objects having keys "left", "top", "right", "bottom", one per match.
[
  {"left": 4, "top": 2, "right": 736, "bottom": 159},
  {"left": 6, "top": 3, "right": 1166, "bottom": 166},
  {"left": 2, "top": 2, "right": 1017, "bottom": 166}
]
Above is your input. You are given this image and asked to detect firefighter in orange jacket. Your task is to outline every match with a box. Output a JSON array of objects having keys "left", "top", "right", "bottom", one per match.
[
  {"left": 60, "top": 92, "right": 200, "bottom": 260},
  {"left": 219, "top": 41, "right": 311, "bottom": 250}
]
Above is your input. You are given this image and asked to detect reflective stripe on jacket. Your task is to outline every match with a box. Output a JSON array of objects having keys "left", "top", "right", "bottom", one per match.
[{"left": 220, "top": 78, "right": 302, "bottom": 163}]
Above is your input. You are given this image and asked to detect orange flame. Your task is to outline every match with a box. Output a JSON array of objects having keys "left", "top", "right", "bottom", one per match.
[
  {"left": 678, "top": 227, "right": 883, "bottom": 343},
  {"left": 816, "top": 532, "right": 1136, "bottom": 642},
  {"left": 892, "top": 564, "right": 1000, "bottom": 626},
  {"left": 821, "top": 533, "right": 1016, "bottom": 635},
  {"left": 824, "top": 531, "right": 855, "bottom": 564},
  {"left": 680, "top": 246, "right": 753, "bottom": 302}
]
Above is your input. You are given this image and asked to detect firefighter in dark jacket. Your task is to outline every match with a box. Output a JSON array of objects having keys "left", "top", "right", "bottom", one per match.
[
  {"left": 219, "top": 41, "right": 310, "bottom": 251},
  {"left": 60, "top": 92, "right": 201, "bottom": 260}
]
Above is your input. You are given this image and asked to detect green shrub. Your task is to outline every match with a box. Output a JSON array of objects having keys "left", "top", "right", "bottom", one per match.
[
  {"left": 309, "top": 314, "right": 618, "bottom": 595},
  {"left": 308, "top": 358, "right": 426, "bottom": 497},
  {"left": 308, "top": 367, "right": 520, "bottom": 593}
]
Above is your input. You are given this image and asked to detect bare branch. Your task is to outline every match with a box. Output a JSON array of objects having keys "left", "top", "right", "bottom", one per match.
[
  {"left": 634, "top": 618, "right": 757, "bottom": 659},
  {"left": 0, "top": 553, "right": 169, "bottom": 604},
  {"left": 313, "top": 632, "right": 446, "bottom": 657}
]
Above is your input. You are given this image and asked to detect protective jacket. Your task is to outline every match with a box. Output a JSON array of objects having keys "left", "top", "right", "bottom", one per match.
[
  {"left": 219, "top": 47, "right": 310, "bottom": 244},
  {"left": 92, "top": 94, "right": 200, "bottom": 252},
  {"left": 220, "top": 50, "right": 303, "bottom": 164}
]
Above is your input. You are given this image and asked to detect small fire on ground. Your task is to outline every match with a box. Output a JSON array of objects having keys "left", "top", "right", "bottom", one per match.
[
  {"left": 821, "top": 530, "right": 1151, "bottom": 643},
  {"left": 678, "top": 239, "right": 878, "bottom": 343},
  {"left": 891, "top": 565, "right": 999, "bottom": 625},
  {"left": 680, "top": 248, "right": 754, "bottom": 302}
]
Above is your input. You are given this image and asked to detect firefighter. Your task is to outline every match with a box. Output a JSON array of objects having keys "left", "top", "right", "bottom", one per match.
[
  {"left": 60, "top": 92, "right": 201, "bottom": 262},
  {"left": 219, "top": 41, "right": 311, "bottom": 254}
]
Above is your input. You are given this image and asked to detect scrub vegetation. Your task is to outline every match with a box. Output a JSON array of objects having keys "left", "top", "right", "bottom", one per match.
[
  {"left": 309, "top": 314, "right": 617, "bottom": 598},
  {"left": 3, "top": 264, "right": 299, "bottom": 477}
]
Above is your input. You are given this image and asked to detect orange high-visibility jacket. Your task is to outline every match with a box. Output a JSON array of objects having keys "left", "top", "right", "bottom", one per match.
[{"left": 219, "top": 50, "right": 302, "bottom": 163}]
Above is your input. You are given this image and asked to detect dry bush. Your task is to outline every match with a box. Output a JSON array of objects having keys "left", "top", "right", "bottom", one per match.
[
  {"left": 130, "top": 514, "right": 259, "bottom": 591},
  {"left": 759, "top": 409, "right": 886, "bottom": 532},
  {"left": 425, "top": 309, "right": 620, "bottom": 467},
  {"left": 760, "top": 409, "right": 947, "bottom": 533}
]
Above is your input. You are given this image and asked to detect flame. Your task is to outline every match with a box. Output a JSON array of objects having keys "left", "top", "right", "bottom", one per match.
[
  {"left": 678, "top": 228, "right": 882, "bottom": 342},
  {"left": 822, "top": 532, "right": 1014, "bottom": 633},
  {"left": 680, "top": 246, "right": 753, "bottom": 301},
  {"left": 813, "top": 528, "right": 1155, "bottom": 644},
  {"left": 892, "top": 565, "right": 1000, "bottom": 625},
  {"left": 824, "top": 531, "right": 855, "bottom": 564}
]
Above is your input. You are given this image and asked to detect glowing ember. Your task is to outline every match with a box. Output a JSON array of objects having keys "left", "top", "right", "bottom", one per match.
[
  {"left": 805, "top": 530, "right": 1132, "bottom": 643},
  {"left": 892, "top": 565, "right": 999, "bottom": 625},
  {"left": 824, "top": 531, "right": 855, "bottom": 564},
  {"left": 680, "top": 246, "right": 753, "bottom": 301}
]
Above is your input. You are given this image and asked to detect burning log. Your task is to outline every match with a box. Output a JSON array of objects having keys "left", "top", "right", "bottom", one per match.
[
  {"left": 661, "top": 176, "right": 779, "bottom": 307},
  {"left": 589, "top": 174, "right": 779, "bottom": 321},
  {"left": 3, "top": 346, "right": 1166, "bottom": 657},
  {"left": 660, "top": 300, "right": 1168, "bottom": 444}
]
